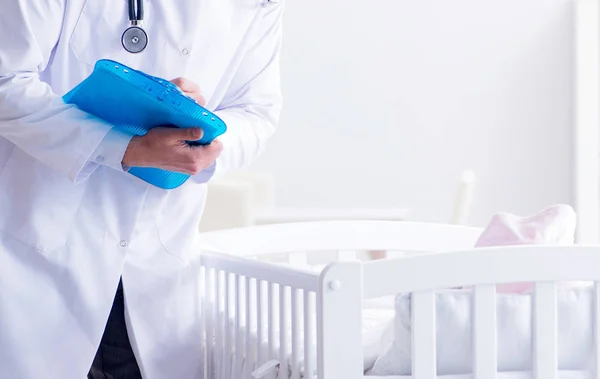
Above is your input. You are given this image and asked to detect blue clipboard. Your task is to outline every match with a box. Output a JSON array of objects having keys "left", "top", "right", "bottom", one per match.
[{"left": 63, "top": 59, "right": 227, "bottom": 189}]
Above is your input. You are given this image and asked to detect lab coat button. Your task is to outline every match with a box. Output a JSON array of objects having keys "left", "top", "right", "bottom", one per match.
[
  {"left": 181, "top": 49, "right": 189, "bottom": 56},
  {"left": 120, "top": 240, "right": 128, "bottom": 247},
  {"left": 96, "top": 155, "right": 105, "bottom": 163}
]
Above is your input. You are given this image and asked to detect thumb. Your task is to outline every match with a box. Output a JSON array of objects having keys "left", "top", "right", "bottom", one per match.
[{"left": 164, "top": 127, "right": 204, "bottom": 141}]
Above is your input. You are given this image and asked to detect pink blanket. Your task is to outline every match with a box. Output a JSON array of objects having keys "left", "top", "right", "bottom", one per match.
[{"left": 474, "top": 204, "right": 577, "bottom": 293}]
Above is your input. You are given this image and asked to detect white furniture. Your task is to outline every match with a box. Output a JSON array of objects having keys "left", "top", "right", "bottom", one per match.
[
  {"left": 254, "top": 208, "right": 410, "bottom": 225},
  {"left": 195, "top": 221, "right": 600, "bottom": 378},
  {"left": 254, "top": 169, "right": 476, "bottom": 227},
  {"left": 196, "top": 221, "right": 483, "bottom": 378},
  {"left": 192, "top": 221, "right": 598, "bottom": 378},
  {"left": 255, "top": 208, "right": 410, "bottom": 262},
  {"left": 199, "top": 171, "right": 276, "bottom": 232},
  {"left": 448, "top": 169, "right": 477, "bottom": 226},
  {"left": 198, "top": 179, "right": 256, "bottom": 232},
  {"left": 200, "top": 168, "right": 476, "bottom": 237}
]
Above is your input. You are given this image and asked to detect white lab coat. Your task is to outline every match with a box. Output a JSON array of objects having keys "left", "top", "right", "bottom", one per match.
[{"left": 0, "top": 0, "right": 284, "bottom": 378}]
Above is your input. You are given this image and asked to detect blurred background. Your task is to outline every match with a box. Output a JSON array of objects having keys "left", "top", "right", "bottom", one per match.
[{"left": 200, "top": 0, "right": 599, "bottom": 244}]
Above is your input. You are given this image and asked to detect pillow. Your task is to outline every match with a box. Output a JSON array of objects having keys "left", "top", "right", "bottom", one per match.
[
  {"left": 370, "top": 286, "right": 594, "bottom": 376},
  {"left": 474, "top": 204, "right": 577, "bottom": 293}
]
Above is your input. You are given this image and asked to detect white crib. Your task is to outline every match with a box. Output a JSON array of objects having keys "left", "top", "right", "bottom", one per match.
[{"left": 194, "top": 220, "right": 600, "bottom": 379}]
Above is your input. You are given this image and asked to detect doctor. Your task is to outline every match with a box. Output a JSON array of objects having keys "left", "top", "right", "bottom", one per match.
[{"left": 0, "top": 0, "right": 284, "bottom": 378}]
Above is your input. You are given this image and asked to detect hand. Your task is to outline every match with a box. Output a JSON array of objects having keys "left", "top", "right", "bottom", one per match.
[
  {"left": 169, "top": 77, "right": 206, "bottom": 106},
  {"left": 122, "top": 78, "right": 223, "bottom": 174},
  {"left": 122, "top": 127, "right": 223, "bottom": 175}
]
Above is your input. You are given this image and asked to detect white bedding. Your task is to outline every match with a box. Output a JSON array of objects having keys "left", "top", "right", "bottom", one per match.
[{"left": 370, "top": 285, "right": 595, "bottom": 376}]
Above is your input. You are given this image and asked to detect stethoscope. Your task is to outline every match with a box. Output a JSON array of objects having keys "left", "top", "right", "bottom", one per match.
[
  {"left": 121, "top": 0, "right": 281, "bottom": 54},
  {"left": 122, "top": 0, "right": 148, "bottom": 54}
]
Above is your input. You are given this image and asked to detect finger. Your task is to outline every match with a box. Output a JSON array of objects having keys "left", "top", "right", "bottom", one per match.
[
  {"left": 203, "top": 140, "right": 224, "bottom": 160},
  {"left": 207, "top": 139, "right": 223, "bottom": 153},
  {"left": 190, "top": 139, "right": 222, "bottom": 152},
  {"left": 188, "top": 140, "right": 222, "bottom": 159},
  {"left": 169, "top": 78, "right": 207, "bottom": 106},
  {"left": 170, "top": 77, "right": 200, "bottom": 94},
  {"left": 178, "top": 140, "right": 222, "bottom": 175},
  {"left": 160, "top": 127, "right": 203, "bottom": 142},
  {"left": 185, "top": 91, "right": 206, "bottom": 107}
]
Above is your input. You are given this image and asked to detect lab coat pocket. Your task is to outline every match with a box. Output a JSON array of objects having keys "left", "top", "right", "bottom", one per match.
[
  {"left": 69, "top": 0, "right": 143, "bottom": 67},
  {"left": 0, "top": 148, "right": 87, "bottom": 253}
]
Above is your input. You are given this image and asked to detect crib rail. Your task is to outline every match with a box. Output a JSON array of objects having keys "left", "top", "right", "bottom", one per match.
[
  {"left": 197, "top": 220, "right": 483, "bottom": 257},
  {"left": 201, "top": 251, "right": 320, "bottom": 292},
  {"left": 198, "top": 251, "right": 363, "bottom": 379},
  {"left": 362, "top": 245, "right": 600, "bottom": 297}
]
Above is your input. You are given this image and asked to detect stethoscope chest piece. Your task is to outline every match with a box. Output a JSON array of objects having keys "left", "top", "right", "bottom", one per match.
[
  {"left": 123, "top": 0, "right": 147, "bottom": 53},
  {"left": 122, "top": 26, "right": 148, "bottom": 53}
]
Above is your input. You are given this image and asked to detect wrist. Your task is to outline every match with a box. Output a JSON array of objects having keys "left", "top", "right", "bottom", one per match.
[{"left": 122, "top": 135, "right": 145, "bottom": 167}]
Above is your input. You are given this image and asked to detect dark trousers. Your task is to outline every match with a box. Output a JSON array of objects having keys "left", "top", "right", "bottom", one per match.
[{"left": 88, "top": 280, "right": 143, "bottom": 379}]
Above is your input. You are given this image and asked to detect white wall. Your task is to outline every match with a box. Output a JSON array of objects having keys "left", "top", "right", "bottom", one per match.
[{"left": 251, "top": 0, "right": 575, "bottom": 226}]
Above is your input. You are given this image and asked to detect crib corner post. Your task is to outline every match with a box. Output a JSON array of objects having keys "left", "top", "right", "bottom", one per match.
[{"left": 317, "top": 261, "right": 364, "bottom": 379}]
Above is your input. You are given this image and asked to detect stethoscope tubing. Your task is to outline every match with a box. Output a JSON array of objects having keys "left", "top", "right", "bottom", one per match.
[{"left": 128, "top": 0, "right": 144, "bottom": 23}]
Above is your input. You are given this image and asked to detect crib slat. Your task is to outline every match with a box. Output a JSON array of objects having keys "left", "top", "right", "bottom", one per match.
[
  {"left": 474, "top": 284, "right": 497, "bottom": 378},
  {"left": 257, "top": 280, "right": 265, "bottom": 369},
  {"left": 222, "top": 272, "right": 233, "bottom": 378},
  {"left": 269, "top": 282, "right": 278, "bottom": 359},
  {"left": 280, "top": 285, "right": 290, "bottom": 379},
  {"left": 235, "top": 275, "right": 243, "bottom": 377},
  {"left": 291, "top": 289, "right": 302, "bottom": 379},
  {"left": 534, "top": 282, "right": 557, "bottom": 379},
  {"left": 594, "top": 281, "right": 600, "bottom": 379},
  {"left": 205, "top": 268, "right": 214, "bottom": 378},
  {"left": 304, "top": 291, "right": 315, "bottom": 379},
  {"left": 412, "top": 291, "right": 436, "bottom": 379},
  {"left": 246, "top": 277, "right": 253, "bottom": 378},
  {"left": 199, "top": 266, "right": 206, "bottom": 378},
  {"left": 215, "top": 271, "right": 223, "bottom": 379}
]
